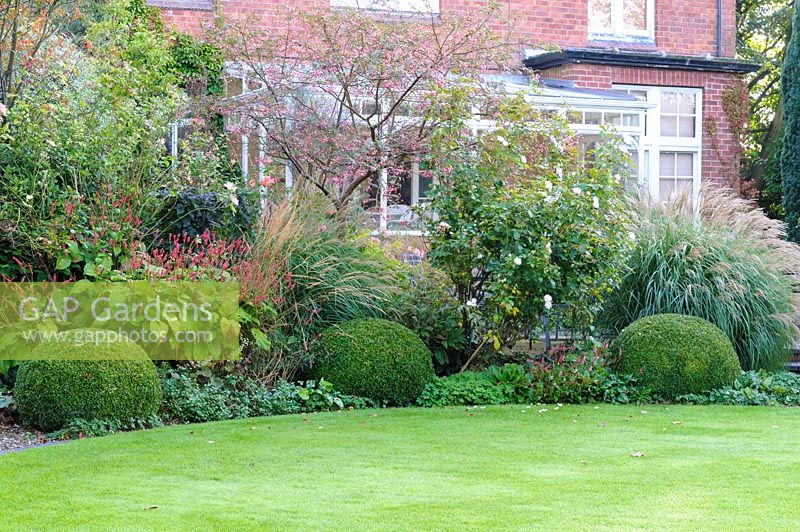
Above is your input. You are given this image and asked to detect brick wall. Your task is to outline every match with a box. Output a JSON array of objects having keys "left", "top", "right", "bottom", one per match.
[
  {"left": 153, "top": 0, "right": 744, "bottom": 187},
  {"left": 542, "top": 63, "right": 743, "bottom": 187},
  {"left": 156, "top": 0, "right": 736, "bottom": 58}
]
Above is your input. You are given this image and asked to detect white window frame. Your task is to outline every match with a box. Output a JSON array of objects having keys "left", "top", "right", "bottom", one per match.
[
  {"left": 589, "top": 0, "right": 655, "bottom": 41},
  {"left": 613, "top": 84, "right": 703, "bottom": 202},
  {"left": 330, "top": 0, "right": 439, "bottom": 14}
]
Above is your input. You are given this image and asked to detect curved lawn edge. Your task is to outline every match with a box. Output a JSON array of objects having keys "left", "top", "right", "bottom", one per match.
[{"left": 2, "top": 405, "right": 799, "bottom": 530}]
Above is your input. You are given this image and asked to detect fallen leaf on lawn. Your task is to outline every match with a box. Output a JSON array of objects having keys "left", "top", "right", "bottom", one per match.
[
  {"left": 580, "top": 460, "right": 587, "bottom": 464},
  {"left": 145, "top": 506, "right": 159, "bottom": 510},
  {"left": 302, "top": 418, "right": 310, "bottom": 423},
  {"left": 250, "top": 427, "right": 256, "bottom": 431},
  {"left": 571, "top": 419, "right": 577, "bottom": 424},
  {"left": 207, "top": 440, "right": 215, "bottom": 444},
  {"left": 370, "top": 414, "right": 378, "bottom": 417},
  {"left": 598, "top": 422, "right": 606, "bottom": 427},
  {"left": 631, "top": 452, "right": 643, "bottom": 457},
  {"left": 593, "top": 406, "right": 600, "bottom": 410},
  {"left": 671, "top": 421, "right": 682, "bottom": 425},
  {"left": 640, "top": 410, "right": 648, "bottom": 415},
  {"left": 348, "top": 406, "right": 354, "bottom": 411},
  {"left": 317, "top": 426, "right": 324, "bottom": 430},
  {"left": 538, "top": 409, "right": 547, "bottom": 413},
  {"left": 772, "top": 425, "right": 780, "bottom": 429}
]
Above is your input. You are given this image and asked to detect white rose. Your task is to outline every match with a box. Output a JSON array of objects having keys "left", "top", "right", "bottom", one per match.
[
  {"left": 223, "top": 181, "right": 236, "bottom": 192},
  {"left": 545, "top": 242, "right": 552, "bottom": 254},
  {"left": 572, "top": 187, "right": 582, "bottom": 195},
  {"left": 496, "top": 135, "right": 509, "bottom": 147},
  {"left": 544, "top": 180, "right": 553, "bottom": 191},
  {"left": 513, "top": 257, "right": 522, "bottom": 266},
  {"left": 544, "top": 294, "right": 553, "bottom": 310},
  {"left": 592, "top": 196, "right": 600, "bottom": 209},
  {"left": 438, "top": 221, "right": 451, "bottom": 231},
  {"left": 629, "top": 231, "right": 637, "bottom": 242},
  {"left": 520, "top": 154, "right": 527, "bottom": 164},
  {"left": 466, "top": 298, "right": 477, "bottom": 307}
]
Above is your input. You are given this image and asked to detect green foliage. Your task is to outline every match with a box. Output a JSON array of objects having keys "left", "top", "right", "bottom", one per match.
[
  {"left": 488, "top": 363, "right": 534, "bottom": 403},
  {"left": 392, "top": 265, "right": 467, "bottom": 374},
  {"left": 782, "top": 2, "right": 800, "bottom": 240},
  {"left": 426, "top": 93, "right": 632, "bottom": 350},
  {"left": 158, "top": 365, "right": 374, "bottom": 424},
  {"left": 169, "top": 32, "right": 224, "bottom": 95},
  {"left": 14, "top": 336, "right": 162, "bottom": 431},
  {"left": 601, "top": 190, "right": 799, "bottom": 370},
  {"left": 47, "top": 415, "right": 164, "bottom": 440},
  {"left": 528, "top": 344, "right": 650, "bottom": 404},
  {"left": 615, "top": 314, "right": 741, "bottom": 398},
  {"left": 313, "top": 318, "right": 435, "bottom": 405},
  {"left": 679, "top": 370, "right": 800, "bottom": 406},
  {"left": 0, "top": 0, "right": 184, "bottom": 278},
  {"left": 416, "top": 355, "right": 650, "bottom": 408},
  {"left": 0, "top": 384, "right": 11, "bottom": 410},
  {"left": 416, "top": 371, "right": 508, "bottom": 407},
  {"left": 238, "top": 191, "right": 398, "bottom": 383}
]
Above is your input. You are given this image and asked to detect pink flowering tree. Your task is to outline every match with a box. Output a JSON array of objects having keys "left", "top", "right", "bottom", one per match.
[{"left": 210, "top": 4, "right": 510, "bottom": 216}]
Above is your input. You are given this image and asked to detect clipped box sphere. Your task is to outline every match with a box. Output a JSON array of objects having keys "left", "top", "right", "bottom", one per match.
[
  {"left": 616, "top": 314, "right": 741, "bottom": 398},
  {"left": 314, "top": 318, "right": 435, "bottom": 404},
  {"left": 14, "top": 331, "right": 162, "bottom": 431}
]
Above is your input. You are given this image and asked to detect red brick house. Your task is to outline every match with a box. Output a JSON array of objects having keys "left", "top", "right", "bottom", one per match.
[{"left": 149, "top": 0, "right": 756, "bottom": 226}]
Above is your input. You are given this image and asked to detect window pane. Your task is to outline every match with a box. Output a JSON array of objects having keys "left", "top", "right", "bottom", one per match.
[
  {"left": 589, "top": 0, "right": 612, "bottom": 30},
  {"left": 675, "top": 178, "right": 693, "bottom": 196},
  {"left": 659, "top": 179, "right": 675, "bottom": 200},
  {"left": 659, "top": 152, "right": 676, "bottom": 176},
  {"left": 585, "top": 112, "right": 602, "bottom": 125},
  {"left": 623, "top": 0, "right": 646, "bottom": 30},
  {"left": 678, "top": 93, "right": 696, "bottom": 115},
  {"left": 661, "top": 92, "right": 679, "bottom": 113},
  {"left": 623, "top": 113, "right": 640, "bottom": 127},
  {"left": 678, "top": 116, "right": 696, "bottom": 137},
  {"left": 629, "top": 90, "right": 648, "bottom": 100},
  {"left": 604, "top": 113, "right": 622, "bottom": 125},
  {"left": 660, "top": 116, "right": 678, "bottom": 137},
  {"left": 419, "top": 173, "right": 433, "bottom": 199},
  {"left": 676, "top": 153, "right": 694, "bottom": 176}
]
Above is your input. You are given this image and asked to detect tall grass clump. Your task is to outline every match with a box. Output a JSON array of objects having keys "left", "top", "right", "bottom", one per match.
[
  {"left": 237, "top": 186, "right": 398, "bottom": 383},
  {"left": 600, "top": 186, "right": 800, "bottom": 371}
]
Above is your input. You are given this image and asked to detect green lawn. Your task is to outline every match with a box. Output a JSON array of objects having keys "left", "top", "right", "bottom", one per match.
[{"left": 1, "top": 405, "right": 799, "bottom": 530}]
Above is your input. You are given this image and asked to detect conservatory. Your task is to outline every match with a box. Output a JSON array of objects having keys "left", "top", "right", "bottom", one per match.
[
  {"left": 370, "top": 76, "right": 655, "bottom": 235},
  {"left": 174, "top": 74, "right": 655, "bottom": 235}
]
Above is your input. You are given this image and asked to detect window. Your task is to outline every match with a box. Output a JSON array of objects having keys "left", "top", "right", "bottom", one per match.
[
  {"left": 366, "top": 162, "right": 435, "bottom": 234},
  {"left": 613, "top": 85, "right": 703, "bottom": 202},
  {"left": 659, "top": 90, "right": 698, "bottom": 138},
  {"left": 658, "top": 152, "right": 696, "bottom": 201},
  {"left": 589, "top": 0, "right": 654, "bottom": 40},
  {"left": 146, "top": 0, "right": 213, "bottom": 10},
  {"left": 330, "top": 0, "right": 439, "bottom": 14}
]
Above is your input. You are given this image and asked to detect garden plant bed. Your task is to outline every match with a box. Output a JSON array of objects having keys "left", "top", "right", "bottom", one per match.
[
  {"left": 0, "top": 419, "right": 45, "bottom": 454},
  {"left": 1, "top": 405, "right": 799, "bottom": 529}
]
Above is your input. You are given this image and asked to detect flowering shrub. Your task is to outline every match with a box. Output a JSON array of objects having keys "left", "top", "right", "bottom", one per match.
[{"left": 426, "top": 94, "right": 633, "bottom": 351}]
